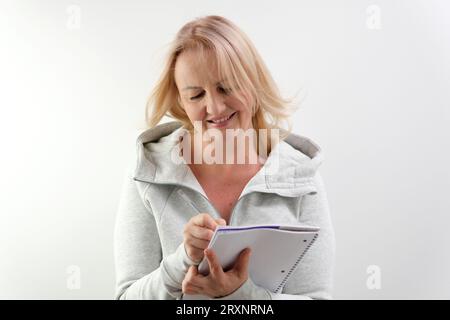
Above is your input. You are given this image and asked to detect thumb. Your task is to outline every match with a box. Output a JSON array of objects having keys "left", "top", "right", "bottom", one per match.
[
  {"left": 216, "top": 218, "right": 227, "bottom": 226},
  {"left": 234, "top": 248, "right": 251, "bottom": 276}
]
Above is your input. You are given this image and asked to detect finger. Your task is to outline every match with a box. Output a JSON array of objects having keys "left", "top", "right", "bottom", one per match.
[
  {"left": 183, "top": 285, "right": 201, "bottom": 295},
  {"left": 233, "top": 248, "right": 252, "bottom": 277},
  {"left": 183, "top": 268, "right": 204, "bottom": 293},
  {"left": 184, "top": 243, "right": 203, "bottom": 263},
  {"left": 186, "top": 237, "right": 210, "bottom": 250},
  {"left": 194, "top": 213, "right": 218, "bottom": 230},
  {"left": 186, "top": 265, "right": 206, "bottom": 287},
  {"left": 189, "top": 225, "right": 215, "bottom": 241},
  {"left": 205, "top": 249, "right": 224, "bottom": 278},
  {"left": 185, "top": 265, "right": 196, "bottom": 278},
  {"left": 190, "top": 265, "right": 198, "bottom": 276},
  {"left": 215, "top": 218, "right": 227, "bottom": 226},
  {"left": 184, "top": 266, "right": 199, "bottom": 284}
]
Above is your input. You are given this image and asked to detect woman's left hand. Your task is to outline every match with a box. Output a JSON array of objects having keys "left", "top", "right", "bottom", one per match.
[{"left": 182, "top": 247, "right": 252, "bottom": 298}]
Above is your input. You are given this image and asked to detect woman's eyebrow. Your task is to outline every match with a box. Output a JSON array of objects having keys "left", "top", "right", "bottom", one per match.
[
  {"left": 182, "top": 80, "right": 227, "bottom": 91},
  {"left": 182, "top": 86, "right": 202, "bottom": 91}
]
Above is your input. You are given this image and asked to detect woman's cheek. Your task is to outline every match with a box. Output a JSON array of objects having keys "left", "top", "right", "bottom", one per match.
[
  {"left": 185, "top": 105, "right": 202, "bottom": 123},
  {"left": 236, "top": 109, "right": 253, "bottom": 129}
]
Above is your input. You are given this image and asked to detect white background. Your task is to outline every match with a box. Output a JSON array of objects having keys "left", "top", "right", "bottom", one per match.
[{"left": 0, "top": 0, "right": 449, "bottom": 299}]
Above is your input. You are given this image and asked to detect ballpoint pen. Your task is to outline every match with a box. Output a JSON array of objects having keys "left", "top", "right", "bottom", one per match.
[{"left": 177, "top": 188, "right": 201, "bottom": 213}]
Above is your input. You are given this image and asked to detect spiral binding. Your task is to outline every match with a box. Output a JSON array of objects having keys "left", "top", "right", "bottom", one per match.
[{"left": 274, "top": 233, "right": 319, "bottom": 293}]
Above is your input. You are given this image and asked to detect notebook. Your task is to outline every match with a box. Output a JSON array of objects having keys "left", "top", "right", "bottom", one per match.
[{"left": 182, "top": 224, "right": 319, "bottom": 300}]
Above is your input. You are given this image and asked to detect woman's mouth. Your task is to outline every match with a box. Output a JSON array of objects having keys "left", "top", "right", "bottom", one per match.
[{"left": 206, "top": 111, "right": 237, "bottom": 128}]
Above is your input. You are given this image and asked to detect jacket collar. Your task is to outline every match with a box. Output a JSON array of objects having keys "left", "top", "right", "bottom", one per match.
[{"left": 133, "top": 121, "right": 323, "bottom": 199}]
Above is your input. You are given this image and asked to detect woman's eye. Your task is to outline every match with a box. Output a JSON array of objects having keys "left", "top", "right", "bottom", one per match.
[
  {"left": 189, "top": 87, "right": 232, "bottom": 101},
  {"left": 219, "top": 87, "right": 232, "bottom": 94},
  {"left": 190, "top": 92, "right": 205, "bottom": 100}
]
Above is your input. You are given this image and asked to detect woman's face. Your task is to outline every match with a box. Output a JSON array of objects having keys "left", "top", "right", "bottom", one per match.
[{"left": 174, "top": 50, "right": 254, "bottom": 133}]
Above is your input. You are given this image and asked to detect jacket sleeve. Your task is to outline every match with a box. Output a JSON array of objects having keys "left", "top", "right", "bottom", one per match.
[
  {"left": 212, "top": 171, "right": 336, "bottom": 300},
  {"left": 113, "top": 165, "right": 197, "bottom": 300}
]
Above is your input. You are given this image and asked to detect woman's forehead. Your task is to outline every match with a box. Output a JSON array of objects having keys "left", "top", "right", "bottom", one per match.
[{"left": 175, "top": 52, "right": 223, "bottom": 88}]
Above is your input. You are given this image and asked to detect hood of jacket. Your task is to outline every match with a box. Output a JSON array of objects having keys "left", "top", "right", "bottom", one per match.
[{"left": 132, "top": 121, "right": 324, "bottom": 199}]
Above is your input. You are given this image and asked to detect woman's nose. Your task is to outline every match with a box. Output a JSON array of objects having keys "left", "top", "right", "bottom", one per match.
[{"left": 205, "top": 93, "right": 227, "bottom": 115}]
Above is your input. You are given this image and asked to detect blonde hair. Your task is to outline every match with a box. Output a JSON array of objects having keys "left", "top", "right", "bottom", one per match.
[{"left": 146, "top": 15, "right": 300, "bottom": 155}]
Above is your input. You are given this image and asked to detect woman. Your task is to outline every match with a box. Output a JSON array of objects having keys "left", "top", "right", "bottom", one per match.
[{"left": 114, "top": 15, "right": 335, "bottom": 300}]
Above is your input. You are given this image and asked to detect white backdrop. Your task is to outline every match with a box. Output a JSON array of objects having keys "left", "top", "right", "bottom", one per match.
[{"left": 1, "top": 0, "right": 449, "bottom": 299}]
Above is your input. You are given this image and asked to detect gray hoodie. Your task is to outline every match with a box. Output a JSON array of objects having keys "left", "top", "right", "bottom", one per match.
[{"left": 114, "top": 121, "right": 335, "bottom": 300}]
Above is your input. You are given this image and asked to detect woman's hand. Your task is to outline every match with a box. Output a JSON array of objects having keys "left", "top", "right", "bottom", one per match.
[
  {"left": 183, "top": 213, "right": 226, "bottom": 264},
  {"left": 182, "top": 247, "right": 252, "bottom": 298}
]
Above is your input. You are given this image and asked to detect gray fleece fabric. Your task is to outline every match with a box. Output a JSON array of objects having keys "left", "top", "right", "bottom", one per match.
[{"left": 114, "top": 121, "right": 335, "bottom": 300}]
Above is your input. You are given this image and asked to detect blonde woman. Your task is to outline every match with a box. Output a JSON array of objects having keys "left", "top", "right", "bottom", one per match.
[{"left": 114, "top": 15, "right": 335, "bottom": 300}]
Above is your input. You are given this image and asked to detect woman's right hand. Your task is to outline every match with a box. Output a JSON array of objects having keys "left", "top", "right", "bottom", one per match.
[{"left": 183, "top": 213, "right": 226, "bottom": 264}]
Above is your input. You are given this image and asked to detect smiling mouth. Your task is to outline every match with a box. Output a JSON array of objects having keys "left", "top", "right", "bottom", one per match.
[{"left": 207, "top": 111, "right": 237, "bottom": 124}]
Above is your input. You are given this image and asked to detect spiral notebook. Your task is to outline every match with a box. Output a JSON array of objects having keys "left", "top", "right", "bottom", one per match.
[{"left": 182, "top": 224, "right": 319, "bottom": 300}]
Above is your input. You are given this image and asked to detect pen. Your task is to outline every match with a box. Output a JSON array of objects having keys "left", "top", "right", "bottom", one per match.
[
  {"left": 177, "top": 189, "right": 201, "bottom": 213},
  {"left": 177, "top": 189, "right": 225, "bottom": 234}
]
